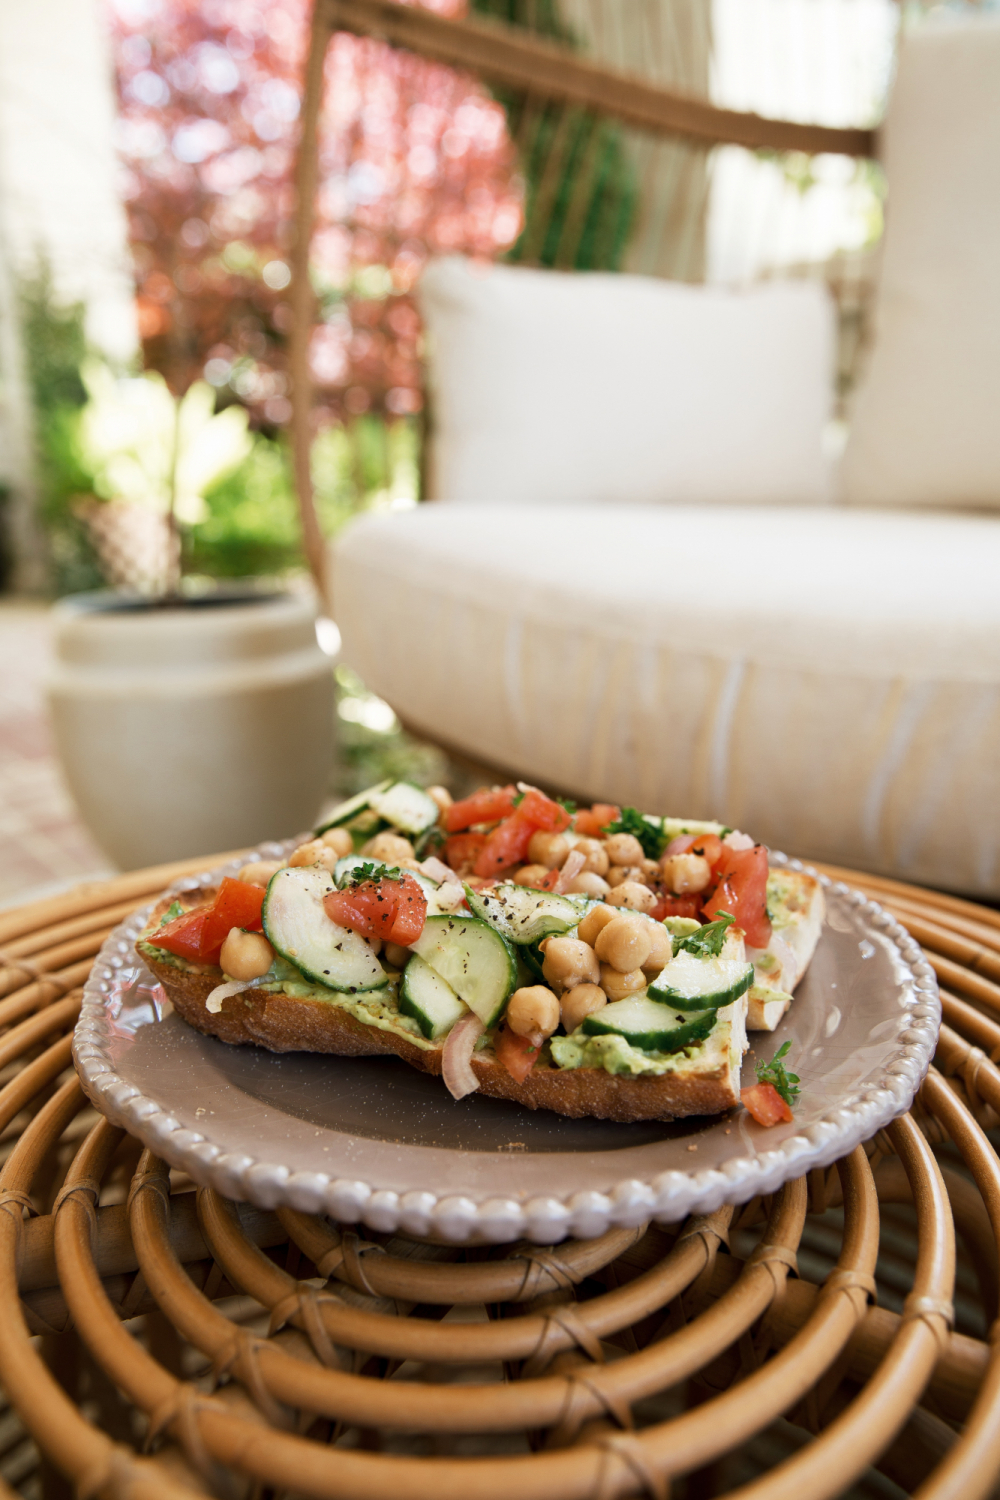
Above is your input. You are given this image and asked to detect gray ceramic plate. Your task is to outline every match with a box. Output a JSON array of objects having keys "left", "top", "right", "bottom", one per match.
[{"left": 74, "top": 847, "right": 939, "bottom": 1244}]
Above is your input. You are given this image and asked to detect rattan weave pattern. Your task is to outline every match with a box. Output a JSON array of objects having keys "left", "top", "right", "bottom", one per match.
[{"left": 0, "top": 856, "right": 998, "bottom": 1500}]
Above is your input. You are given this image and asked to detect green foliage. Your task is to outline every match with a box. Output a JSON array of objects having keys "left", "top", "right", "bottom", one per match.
[
  {"left": 184, "top": 436, "right": 302, "bottom": 579},
  {"left": 470, "top": 0, "right": 637, "bottom": 272},
  {"left": 333, "top": 663, "right": 447, "bottom": 800},
  {"left": 18, "top": 266, "right": 104, "bottom": 594},
  {"left": 755, "top": 1040, "right": 801, "bottom": 1109},
  {"left": 606, "top": 806, "right": 668, "bottom": 860}
]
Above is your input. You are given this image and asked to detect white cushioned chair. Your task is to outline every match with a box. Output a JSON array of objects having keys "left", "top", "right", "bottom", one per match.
[{"left": 333, "top": 15, "right": 1000, "bottom": 899}]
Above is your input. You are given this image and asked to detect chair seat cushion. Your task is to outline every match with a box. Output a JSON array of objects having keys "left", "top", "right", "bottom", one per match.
[{"left": 334, "top": 502, "right": 1000, "bottom": 896}]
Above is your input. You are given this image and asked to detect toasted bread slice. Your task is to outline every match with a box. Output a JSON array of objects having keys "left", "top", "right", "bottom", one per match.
[
  {"left": 143, "top": 953, "right": 746, "bottom": 1123},
  {"left": 747, "top": 869, "right": 826, "bottom": 1030}
]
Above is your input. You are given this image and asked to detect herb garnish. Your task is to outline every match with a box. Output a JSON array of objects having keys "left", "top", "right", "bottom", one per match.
[
  {"left": 755, "top": 1041, "right": 800, "bottom": 1109},
  {"left": 676, "top": 912, "right": 734, "bottom": 959},
  {"left": 557, "top": 796, "right": 577, "bottom": 815},
  {"left": 341, "top": 861, "right": 402, "bottom": 888},
  {"left": 605, "top": 806, "right": 667, "bottom": 859},
  {"left": 159, "top": 900, "right": 184, "bottom": 927}
]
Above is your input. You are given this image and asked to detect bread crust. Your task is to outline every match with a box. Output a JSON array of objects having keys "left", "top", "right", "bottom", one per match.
[{"left": 144, "top": 955, "right": 740, "bottom": 1122}]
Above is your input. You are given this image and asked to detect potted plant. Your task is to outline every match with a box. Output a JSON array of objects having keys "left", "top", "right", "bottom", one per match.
[{"left": 47, "top": 362, "right": 334, "bottom": 870}]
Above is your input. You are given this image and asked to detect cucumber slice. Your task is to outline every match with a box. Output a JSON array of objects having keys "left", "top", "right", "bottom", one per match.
[
  {"left": 647, "top": 950, "right": 753, "bottom": 1010},
  {"left": 315, "top": 780, "right": 392, "bottom": 835},
  {"left": 409, "top": 915, "right": 516, "bottom": 1027},
  {"left": 661, "top": 816, "right": 729, "bottom": 841},
  {"left": 464, "top": 883, "right": 581, "bottom": 946},
  {"left": 583, "top": 995, "right": 717, "bottom": 1051},
  {"left": 399, "top": 954, "right": 469, "bottom": 1039},
  {"left": 262, "top": 866, "right": 386, "bottom": 993},
  {"left": 369, "top": 782, "right": 439, "bottom": 836}
]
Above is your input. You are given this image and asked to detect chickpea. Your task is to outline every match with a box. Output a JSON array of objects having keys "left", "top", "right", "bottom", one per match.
[
  {"left": 220, "top": 927, "right": 274, "bottom": 981},
  {"left": 604, "top": 832, "right": 645, "bottom": 867},
  {"left": 515, "top": 864, "right": 550, "bottom": 888},
  {"left": 237, "top": 860, "right": 283, "bottom": 887},
  {"left": 594, "top": 913, "right": 653, "bottom": 973},
  {"left": 573, "top": 837, "right": 610, "bottom": 877},
  {"left": 561, "top": 983, "right": 607, "bottom": 1033},
  {"left": 320, "top": 826, "right": 353, "bottom": 857},
  {"left": 427, "top": 785, "right": 453, "bottom": 814},
  {"left": 541, "top": 937, "right": 600, "bottom": 992},
  {"left": 640, "top": 859, "right": 661, "bottom": 881},
  {"left": 507, "top": 986, "right": 560, "bottom": 1042},
  {"left": 384, "top": 941, "right": 412, "bottom": 969},
  {"left": 577, "top": 903, "right": 618, "bottom": 948},
  {"left": 600, "top": 965, "right": 647, "bottom": 1001},
  {"left": 567, "top": 871, "right": 611, "bottom": 899},
  {"left": 661, "top": 852, "right": 712, "bottom": 895},
  {"left": 362, "top": 831, "right": 415, "bottom": 864},
  {"left": 607, "top": 864, "right": 647, "bottom": 889},
  {"left": 527, "top": 830, "right": 570, "bottom": 869},
  {"left": 642, "top": 922, "right": 674, "bottom": 975},
  {"left": 606, "top": 881, "right": 658, "bottom": 914},
  {"left": 289, "top": 838, "right": 335, "bottom": 869}
]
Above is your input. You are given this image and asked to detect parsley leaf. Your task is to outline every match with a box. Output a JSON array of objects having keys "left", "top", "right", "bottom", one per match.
[
  {"left": 557, "top": 796, "right": 577, "bottom": 815},
  {"left": 755, "top": 1041, "right": 800, "bottom": 1109},
  {"left": 605, "top": 806, "right": 667, "bottom": 859},
  {"left": 341, "top": 861, "right": 402, "bottom": 888},
  {"left": 676, "top": 912, "right": 734, "bottom": 959},
  {"left": 158, "top": 900, "right": 184, "bottom": 927}
]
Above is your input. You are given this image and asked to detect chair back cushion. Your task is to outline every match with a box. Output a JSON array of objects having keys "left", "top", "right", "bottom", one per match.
[
  {"left": 843, "top": 16, "right": 1000, "bottom": 509},
  {"left": 418, "top": 257, "right": 835, "bottom": 505}
]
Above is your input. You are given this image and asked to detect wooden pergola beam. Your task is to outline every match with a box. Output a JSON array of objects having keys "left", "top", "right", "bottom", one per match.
[{"left": 323, "top": 0, "right": 877, "bottom": 159}]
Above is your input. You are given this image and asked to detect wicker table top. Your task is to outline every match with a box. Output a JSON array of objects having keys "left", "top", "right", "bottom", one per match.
[{"left": 0, "top": 855, "right": 998, "bottom": 1500}]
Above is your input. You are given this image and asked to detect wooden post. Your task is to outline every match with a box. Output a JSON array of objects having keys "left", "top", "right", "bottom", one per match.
[{"left": 289, "top": 0, "right": 335, "bottom": 610}]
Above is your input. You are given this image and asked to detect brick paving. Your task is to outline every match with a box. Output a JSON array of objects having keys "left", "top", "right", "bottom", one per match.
[{"left": 0, "top": 602, "right": 113, "bottom": 908}]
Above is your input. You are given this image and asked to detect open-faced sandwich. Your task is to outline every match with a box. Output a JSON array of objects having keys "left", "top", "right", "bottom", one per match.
[{"left": 137, "top": 781, "right": 824, "bottom": 1122}]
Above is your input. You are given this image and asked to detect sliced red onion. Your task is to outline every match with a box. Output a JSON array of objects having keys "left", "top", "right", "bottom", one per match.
[
  {"left": 554, "top": 849, "right": 586, "bottom": 894},
  {"left": 663, "top": 834, "right": 696, "bottom": 860},
  {"left": 421, "top": 856, "right": 456, "bottom": 884},
  {"left": 441, "top": 1011, "right": 485, "bottom": 1099},
  {"left": 723, "top": 830, "right": 754, "bottom": 851},
  {"left": 206, "top": 978, "right": 256, "bottom": 1014}
]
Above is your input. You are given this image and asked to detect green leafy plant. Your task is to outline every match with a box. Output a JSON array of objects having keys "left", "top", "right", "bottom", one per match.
[
  {"left": 77, "top": 360, "right": 252, "bottom": 527},
  {"left": 755, "top": 1041, "right": 801, "bottom": 1109}
]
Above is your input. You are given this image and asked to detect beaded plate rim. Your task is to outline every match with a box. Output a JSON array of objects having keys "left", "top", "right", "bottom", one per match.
[{"left": 73, "top": 845, "right": 940, "bottom": 1243}]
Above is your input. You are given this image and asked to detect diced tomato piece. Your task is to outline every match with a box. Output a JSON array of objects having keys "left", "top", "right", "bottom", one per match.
[
  {"left": 494, "top": 1023, "right": 542, "bottom": 1083},
  {"left": 475, "top": 814, "right": 535, "bottom": 877},
  {"left": 444, "top": 786, "right": 517, "bottom": 833},
  {"left": 574, "top": 803, "right": 620, "bottom": 837},
  {"left": 473, "top": 789, "right": 572, "bottom": 878},
  {"left": 200, "top": 877, "right": 265, "bottom": 958},
  {"left": 688, "top": 833, "right": 723, "bottom": 868},
  {"left": 386, "top": 874, "right": 427, "bottom": 944},
  {"left": 516, "top": 788, "right": 571, "bottom": 832},
  {"left": 323, "top": 874, "right": 427, "bottom": 946},
  {"left": 534, "top": 868, "right": 561, "bottom": 891},
  {"left": 702, "top": 844, "right": 772, "bottom": 948},
  {"left": 444, "top": 832, "right": 487, "bottom": 872},
  {"left": 150, "top": 907, "right": 209, "bottom": 963},
  {"left": 650, "top": 894, "right": 703, "bottom": 922},
  {"left": 740, "top": 1082, "right": 793, "bottom": 1127}
]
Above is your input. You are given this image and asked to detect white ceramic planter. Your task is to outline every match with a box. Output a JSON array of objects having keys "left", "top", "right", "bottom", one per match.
[{"left": 48, "top": 590, "right": 335, "bottom": 869}]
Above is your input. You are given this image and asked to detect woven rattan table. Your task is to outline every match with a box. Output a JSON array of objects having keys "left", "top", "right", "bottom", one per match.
[{"left": 1, "top": 857, "right": 999, "bottom": 1500}]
